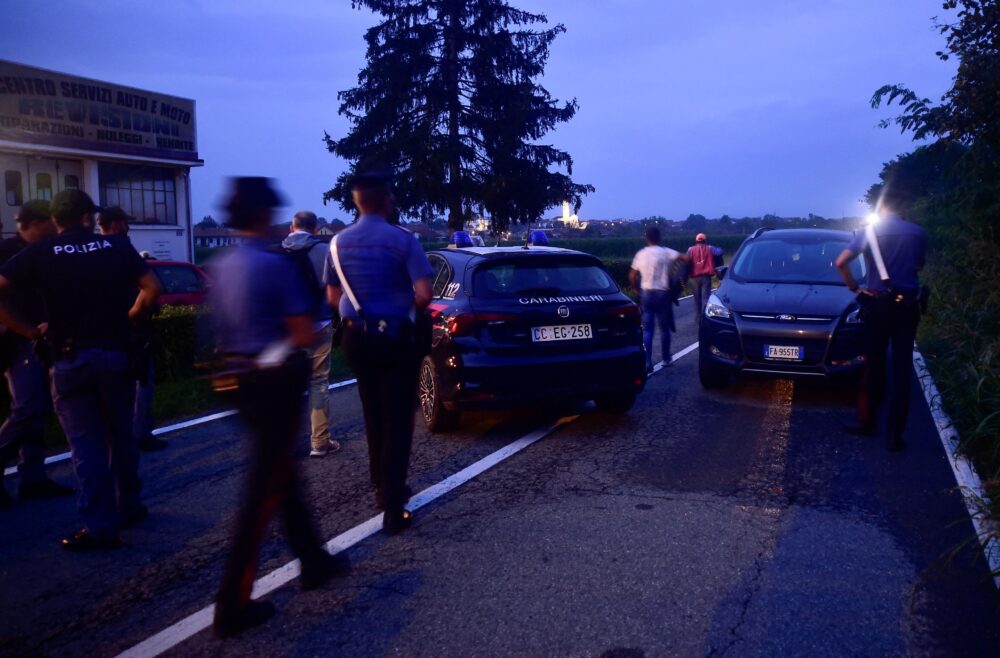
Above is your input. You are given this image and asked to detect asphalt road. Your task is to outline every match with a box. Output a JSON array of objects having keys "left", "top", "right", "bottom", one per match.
[{"left": 1, "top": 299, "right": 998, "bottom": 657}]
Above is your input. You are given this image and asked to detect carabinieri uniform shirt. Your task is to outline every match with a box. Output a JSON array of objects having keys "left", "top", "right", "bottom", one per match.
[
  {"left": 209, "top": 238, "right": 313, "bottom": 356},
  {"left": 846, "top": 214, "right": 927, "bottom": 293},
  {"left": 1, "top": 227, "right": 149, "bottom": 350},
  {"left": 324, "top": 215, "right": 433, "bottom": 321}
]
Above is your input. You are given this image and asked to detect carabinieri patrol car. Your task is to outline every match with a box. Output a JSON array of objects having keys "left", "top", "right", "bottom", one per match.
[{"left": 419, "top": 231, "right": 647, "bottom": 431}]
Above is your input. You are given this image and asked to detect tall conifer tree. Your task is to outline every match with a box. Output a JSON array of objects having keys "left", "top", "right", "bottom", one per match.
[{"left": 325, "top": 0, "right": 593, "bottom": 232}]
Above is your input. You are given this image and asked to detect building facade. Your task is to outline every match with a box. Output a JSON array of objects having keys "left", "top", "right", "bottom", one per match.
[{"left": 0, "top": 60, "right": 202, "bottom": 261}]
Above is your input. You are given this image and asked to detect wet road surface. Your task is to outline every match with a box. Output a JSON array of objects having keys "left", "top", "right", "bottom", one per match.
[{"left": 1, "top": 299, "right": 998, "bottom": 657}]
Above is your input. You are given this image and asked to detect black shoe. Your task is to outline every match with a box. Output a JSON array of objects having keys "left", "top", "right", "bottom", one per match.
[
  {"left": 19, "top": 478, "right": 75, "bottom": 500},
  {"left": 121, "top": 504, "right": 149, "bottom": 529},
  {"left": 213, "top": 600, "right": 276, "bottom": 638},
  {"left": 0, "top": 487, "right": 11, "bottom": 511},
  {"left": 374, "top": 484, "right": 413, "bottom": 511},
  {"left": 138, "top": 436, "right": 169, "bottom": 452},
  {"left": 300, "top": 551, "right": 350, "bottom": 591},
  {"left": 61, "top": 529, "right": 122, "bottom": 551},
  {"left": 840, "top": 417, "right": 877, "bottom": 437},
  {"left": 382, "top": 509, "right": 413, "bottom": 535}
]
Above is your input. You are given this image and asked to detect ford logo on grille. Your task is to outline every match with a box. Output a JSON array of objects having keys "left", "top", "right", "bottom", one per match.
[
  {"left": 557, "top": 305, "right": 570, "bottom": 318},
  {"left": 777, "top": 314, "right": 796, "bottom": 322}
]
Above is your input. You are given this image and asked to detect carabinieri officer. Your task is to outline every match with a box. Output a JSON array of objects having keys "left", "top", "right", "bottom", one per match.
[
  {"left": 325, "top": 167, "right": 433, "bottom": 534},
  {"left": 0, "top": 189, "right": 161, "bottom": 549}
]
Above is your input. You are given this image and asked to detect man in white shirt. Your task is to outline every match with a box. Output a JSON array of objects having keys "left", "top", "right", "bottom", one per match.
[{"left": 629, "top": 226, "right": 689, "bottom": 371}]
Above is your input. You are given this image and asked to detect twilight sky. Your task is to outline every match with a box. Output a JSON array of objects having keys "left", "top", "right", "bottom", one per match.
[{"left": 3, "top": 0, "right": 956, "bottom": 222}]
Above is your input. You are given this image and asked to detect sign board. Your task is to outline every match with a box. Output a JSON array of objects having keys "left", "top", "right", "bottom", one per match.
[{"left": 0, "top": 60, "right": 199, "bottom": 163}]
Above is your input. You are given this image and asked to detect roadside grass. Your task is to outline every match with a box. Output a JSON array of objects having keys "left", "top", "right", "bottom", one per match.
[
  {"left": 1, "top": 349, "right": 354, "bottom": 458},
  {"left": 916, "top": 223, "right": 1000, "bottom": 531}
]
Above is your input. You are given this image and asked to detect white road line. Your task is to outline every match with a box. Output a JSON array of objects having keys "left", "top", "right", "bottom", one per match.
[
  {"left": 3, "top": 378, "right": 360, "bottom": 477},
  {"left": 116, "top": 341, "right": 701, "bottom": 657},
  {"left": 913, "top": 347, "right": 1000, "bottom": 589},
  {"left": 114, "top": 415, "right": 580, "bottom": 658}
]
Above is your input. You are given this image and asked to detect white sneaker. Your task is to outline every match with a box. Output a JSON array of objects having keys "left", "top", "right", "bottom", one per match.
[{"left": 309, "top": 440, "right": 342, "bottom": 458}]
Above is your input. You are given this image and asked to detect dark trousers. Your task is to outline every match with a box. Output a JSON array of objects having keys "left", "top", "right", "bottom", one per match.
[
  {"left": 50, "top": 348, "right": 139, "bottom": 539},
  {"left": 342, "top": 326, "right": 420, "bottom": 514},
  {"left": 691, "top": 275, "right": 713, "bottom": 323},
  {"left": 0, "top": 342, "right": 50, "bottom": 483},
  {"left": 641, "top": 290, "right": 674, "bottom": 368},
  {"left": 858, "top": 297, "right": 921, "bottom": 438},
  {"left": 216, "top": 353, "right": 327, "bottom": 615}
]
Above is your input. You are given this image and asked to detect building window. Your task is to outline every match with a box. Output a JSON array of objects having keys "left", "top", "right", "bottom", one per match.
[
  {"left": 64, "top": 175, "right": 79, "bottom": 190},
  {"left": 36, "top": 173, "right": 53, "bottom": 200},
  {"left": 5, "top": 171, "right": 23, "bottom": 206},
  {"left": 98, "top": 163, "right": 177, "bottom": 225}
]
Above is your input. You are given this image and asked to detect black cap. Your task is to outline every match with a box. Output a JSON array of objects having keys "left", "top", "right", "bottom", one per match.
[
  {"left": 15, "top": 199, "right": 52, "bottom": 225},
  {"left": 223, "top": 177, "right": 286, "bottom": 212},
  {"left": 50, "top": 189, "right": 99, "bottom": 223},
  {"left": 348, "top": 165, "right": 393, "bottom": 191}
]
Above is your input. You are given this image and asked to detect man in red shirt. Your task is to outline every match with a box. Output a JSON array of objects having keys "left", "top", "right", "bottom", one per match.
[{"left": 686, "top": 233, "right": 724, "bottom": 324}]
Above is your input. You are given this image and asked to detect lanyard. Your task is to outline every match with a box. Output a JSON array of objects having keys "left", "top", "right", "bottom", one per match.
[
  {"left": 330, "top": 234, "right": 363, "bottom": 317},
  {"left": 865, "top": 223, "right": 891, "bottom": 287}
]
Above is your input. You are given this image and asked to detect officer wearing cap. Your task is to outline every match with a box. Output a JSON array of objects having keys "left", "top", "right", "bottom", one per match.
[
  {"left": 0, "top": 189, "right": 160, "bottom": 549},
  {"left": 836, "top": 186, "right": 928, "bottom": 451},
  {"left": 97, "top": 207, "right": 168, "bottom": 453},
  {"left": 0, "top": 200, "right": 74, "bottom": 509},
  {"left": 209, "top": 177, "right": 347, "bottom": 638},
  {"left": 325, "top": 167, "right": 433, "bottom": 534}
]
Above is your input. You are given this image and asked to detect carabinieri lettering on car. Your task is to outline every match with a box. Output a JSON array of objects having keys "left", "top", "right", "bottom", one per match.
[{"left": 517, "top": 294, "right": 604, "bottom": 304}]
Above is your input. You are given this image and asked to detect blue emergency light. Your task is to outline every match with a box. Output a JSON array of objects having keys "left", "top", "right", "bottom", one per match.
[
  {"left": 452, "top": 231, "right": 474, "bottom": 248},
  {"left": 528, "top": 230, "right": 549, "bottom": 246}
]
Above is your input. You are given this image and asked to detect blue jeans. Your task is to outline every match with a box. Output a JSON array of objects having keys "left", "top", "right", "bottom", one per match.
[
  {"left": 0, "top": 342, "right": 50, "bottom": 483},
  {"left": 50, "top": 348, "right": 140, "bottom": 539},
  {"left": 641, "top": 289, "right": 673, "bottom": 368}
]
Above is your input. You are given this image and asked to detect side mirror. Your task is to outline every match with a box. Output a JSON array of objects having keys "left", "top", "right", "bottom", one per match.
[{"left": 716, "top": 265, "right": 728, "bottom": 280}]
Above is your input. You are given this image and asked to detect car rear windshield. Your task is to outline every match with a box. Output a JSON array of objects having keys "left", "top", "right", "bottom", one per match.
[
  {"left": 473, "top": 258, "right": 618, "bottom": 298},
  {"left": 153, "top": 265, "right": 204, "bottom": 294},
  {"left": 730, "top": 235, "right": 865, "bottom": 285}
]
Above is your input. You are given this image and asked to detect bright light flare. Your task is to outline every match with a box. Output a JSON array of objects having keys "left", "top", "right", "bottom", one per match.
[{"left": 865, "top": 212, "right": 880, "bottom": 225}]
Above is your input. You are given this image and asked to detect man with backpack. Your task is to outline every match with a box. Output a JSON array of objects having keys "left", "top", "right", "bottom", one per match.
[{"left": 281, "top": 211, "right": 339, "bottom": 457}]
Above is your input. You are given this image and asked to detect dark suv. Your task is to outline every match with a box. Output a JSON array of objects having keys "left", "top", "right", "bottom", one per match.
[
  {"left": 699, "top": 228, "right": 867, "bottom": 387},
  {"left": 420, "top": 243, "right": 646, "bottom": 430}
]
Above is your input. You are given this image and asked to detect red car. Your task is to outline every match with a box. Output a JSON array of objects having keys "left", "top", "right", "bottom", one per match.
[{"left": 148, "top": 260, "right": 210, "bottom": 307}]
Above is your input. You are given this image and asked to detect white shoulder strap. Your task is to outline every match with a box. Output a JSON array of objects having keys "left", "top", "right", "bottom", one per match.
[
  {"left": 330, "top": 234, "right": 363, "bottom": 316},
  {"left": 865, "top": 223, "right": 891, "bottom": 285}
]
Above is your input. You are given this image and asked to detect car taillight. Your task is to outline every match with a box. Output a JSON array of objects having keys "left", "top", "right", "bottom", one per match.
[
  {"left": 447, "top": 312, "right": 517, "bottom": 336},
  {"left": 605, "top": 304, "right": 641, "bottom": 322}
]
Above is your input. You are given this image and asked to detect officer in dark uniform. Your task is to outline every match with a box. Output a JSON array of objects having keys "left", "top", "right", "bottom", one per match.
[
  {"left": 0, "top": 200, "right": 74, "bottom": 509},
  {"left": 97, "top": 207, "right": 168, "bottom": 452},
  {"left": 209, "top": 177, "right": 348, "bottom": 638},
  {"left": 325, "top": 168, "right": 433, "bottom": 534},
  {"left": 0, "top": 189, "right": 161, "bottom": 548},
  {"left": 836, "top": 186, "right": 928, "bottom": 451}
]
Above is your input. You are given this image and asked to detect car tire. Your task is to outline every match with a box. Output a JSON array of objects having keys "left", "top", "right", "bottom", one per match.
[
  {"left": 418, "top": 357, "right": 460, "bottom": 432},
  {"left": 699, "top": 352, "right": 730, "bottom": 389},
  {"left": 593, "top": 392, "right": 637, "bottom": 414}
]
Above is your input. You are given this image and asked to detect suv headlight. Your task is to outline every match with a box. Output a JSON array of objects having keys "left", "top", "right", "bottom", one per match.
[
  {"left": 845, "top": 306, "right": 862, "bottom": 324},
  {"left": 705, "top": 294, "right": 732, "bottom": 320}
]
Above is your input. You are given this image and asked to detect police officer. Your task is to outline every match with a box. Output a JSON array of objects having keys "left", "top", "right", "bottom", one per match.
[
  {"left": 325, "top": 168, "right": 433, "bottom": 534},
  {"left": 0, "top": 189, "right": 160, "bottom": 548},
  {"left": 209, "top": 177, "right": 348, "bottom": 638},
  {"left": 836, "top": 187, "right": 927, "bottom": 451},
  {"left": 0, "top": 200, "right": 74, "bottom": 509},
  {"left": 97, "top": 207, "right": 167, "bottom": 452}
]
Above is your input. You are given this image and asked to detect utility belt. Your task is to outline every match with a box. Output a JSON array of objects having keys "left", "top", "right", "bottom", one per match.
[
  {"left": 342, "top": 315, "right": 431, "bottom": 357},
  {"left": 34, "top": 336, "right": 129, "bottom": 368},
  {"left": 857, "top": 285, "right": 930, "bottom": 315}
]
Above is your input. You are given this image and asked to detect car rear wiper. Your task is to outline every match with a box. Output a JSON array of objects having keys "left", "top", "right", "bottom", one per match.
[{"left": 514, "top": 287, "right": 562, "bottom": 295}]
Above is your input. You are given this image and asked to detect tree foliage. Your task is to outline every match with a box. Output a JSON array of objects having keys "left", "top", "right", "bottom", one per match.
[{"left": 325, "top": 0, "right": 593, "bottom": 232}]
